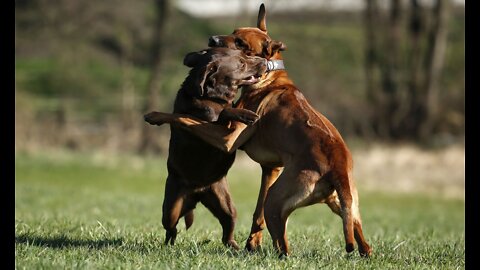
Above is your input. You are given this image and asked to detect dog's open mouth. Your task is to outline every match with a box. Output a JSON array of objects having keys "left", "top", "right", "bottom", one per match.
[{"left": 241, "top": 74, "right": 262, "bottom": 85}]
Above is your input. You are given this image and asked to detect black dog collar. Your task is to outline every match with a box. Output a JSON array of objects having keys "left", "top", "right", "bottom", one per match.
[{"left": 266, "top": 59, "right": 285, "bottom": 71}]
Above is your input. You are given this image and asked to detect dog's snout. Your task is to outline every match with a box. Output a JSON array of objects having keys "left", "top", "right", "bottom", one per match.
[
  {"left": 256, "top": 57, "right": 268, "bottom": 71},
  {"left": 209, "top": 36, "right": 221, "bottom": 47}
]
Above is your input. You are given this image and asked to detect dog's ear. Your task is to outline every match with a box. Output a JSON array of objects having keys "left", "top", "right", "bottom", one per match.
[
  {"left": 271, "top": 40, "right": 287, "bottom": 52},
  {"left": 257, "top": 3, "right": 267, "bottom": 32},
  {"left": 198, "top": 61, "right": 218, "bottom": 96},
  {"left": 184, "top": 50, "right": 208, "bottom": 68},
  {"left": 263, "top": 39, "right": 287, "bottom": 58}
]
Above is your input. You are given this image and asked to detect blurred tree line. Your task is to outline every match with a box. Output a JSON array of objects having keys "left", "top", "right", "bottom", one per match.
[
  {"left": 15, "top": 0, "right": 464, "bottom": 154},
  {"left": 365, "top": 0, "right": 456, "bottom": 141}
]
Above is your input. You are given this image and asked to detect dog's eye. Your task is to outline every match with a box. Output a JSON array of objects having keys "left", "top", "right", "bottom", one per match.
[{"left": 239, "top": 59, "right": 246, "bottom": 68}]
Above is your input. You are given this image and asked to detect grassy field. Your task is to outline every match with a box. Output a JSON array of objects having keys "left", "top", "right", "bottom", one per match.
[{"left": 15, "top": 150, "right": 465, "bottom": 269}]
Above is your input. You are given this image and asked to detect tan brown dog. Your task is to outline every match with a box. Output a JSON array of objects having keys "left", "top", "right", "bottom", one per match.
[
  {"left": 145, "top": 4, "right": 372, "bottom": 257},
  {"left": 145, "top": 47, "right": 266, "bottom": 249}
]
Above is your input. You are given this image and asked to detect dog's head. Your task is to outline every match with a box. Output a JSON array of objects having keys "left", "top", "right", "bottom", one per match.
[
  {"left": 208, "top": 4, "right": 286, "bottom": 60},
  {"left": 184, "top": 47, "right": 267, "bottom": 102}
]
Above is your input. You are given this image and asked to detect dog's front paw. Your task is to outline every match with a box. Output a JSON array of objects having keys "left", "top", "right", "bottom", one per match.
[
  {"left": 144, "top": 111, "right": 170, "bottom": 126},
  {"left": 245, "top": 233, "right": 263, "bottom": 252},
  {"left": 236, "top": 109, "right": 259, "bottom": 125}
]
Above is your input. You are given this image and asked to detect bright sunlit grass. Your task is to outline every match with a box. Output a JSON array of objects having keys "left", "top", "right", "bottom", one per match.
[{"left": 15, "top": 150, "right": 465, "bottom": 269}]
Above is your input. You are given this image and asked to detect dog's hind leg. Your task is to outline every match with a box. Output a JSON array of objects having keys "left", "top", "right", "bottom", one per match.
[
  {"left": 327, "top": 170, "right": 372, "bottom": 256},
  {"left": 330, "top": 170, "right": 356, "bottom": 254},
  {"left": 162, "top": 176, "right": 182, "bottom": 245},
  {"left": 326, "top": 189, "right": 372, "bottom": 257},
  {"left": 199, "top": 178, "right": 240, "bottom": 250},
  {"left": 350, "top": 187, "right": 372, "bottom": 257},
  {"left": 246, "top": 166, "right": 283, "bottom": 252},
  {"left": 162, "top": 175, "right": 197, "bottom": 246},
  {"left": 264, "top": 168, "right": 320, "bottom": 257},
  {"left": 184, "top": 210, "right": 194, "bottom": 230}
]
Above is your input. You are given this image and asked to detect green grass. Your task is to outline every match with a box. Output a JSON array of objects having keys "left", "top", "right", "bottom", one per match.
[{"left": 15, "top": 151, "right": 465, "bottom": 269}]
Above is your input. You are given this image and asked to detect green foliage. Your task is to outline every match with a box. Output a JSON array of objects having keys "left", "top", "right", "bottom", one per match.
[
  {"left": 16, "top": 56, "right": 121, "bottom": 98},
  {"left": 15, "top": 151, "right": 465, "bottom": 269},
  {"left": 14, "top": 2, "right": 465, "bottom": 146}
]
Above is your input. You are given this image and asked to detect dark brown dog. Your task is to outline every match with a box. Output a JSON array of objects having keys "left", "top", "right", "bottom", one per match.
[
  {"left": 144, "top": 47, "right": 267, "bottom": 249},
  {"left": 145, "top": 4, "right": 372, "bottom": 257}
]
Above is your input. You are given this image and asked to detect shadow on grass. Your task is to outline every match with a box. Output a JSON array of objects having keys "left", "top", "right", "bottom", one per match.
[{"left": 15, "top": 233, "right": 124, "bottom": 249}]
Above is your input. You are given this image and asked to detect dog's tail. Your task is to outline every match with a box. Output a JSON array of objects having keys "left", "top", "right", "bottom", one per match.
[{"left": 184, "top": 210, "right": 194, "bottom": 230}]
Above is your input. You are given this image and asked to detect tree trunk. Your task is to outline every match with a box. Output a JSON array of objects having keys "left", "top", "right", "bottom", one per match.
[
  {"left": 419, "top": 0, "right": 449, "bottom": 140},
  {"left": 363, "top": 0, "right": 450, "bottom": 142},
  {"left": 405, "top": 0, "right": 425, "bottom": 135},
  {"left": 139, "top": 0, "right": 169, "bottom": 154},
  {"left": 364, "top": 0, "right": 383, "bottom": 137},
  {"left": 120, "top": 49, "right": 135, "bottom": 132},
  {"left": 382, "top": 0, "right": 404, "bottom": 138}
]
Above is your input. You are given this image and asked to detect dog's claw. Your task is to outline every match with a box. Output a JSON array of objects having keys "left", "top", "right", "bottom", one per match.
[
  {"left": 359, "top": 246, "right": 372, "bottom": 257},
  {"left": 225, "top": 240, "right": 240, "bottom": 250},
  {"left": 346, "top": 243, "right": 355, "bottom": 253},
  {"left": 245, "top": 235, "right": 263, "bottom": 252},
  {"left": 237, "top": 110, "right": 259, "bottom": 125},
  {"left": 278, "top": 252, "right": 289, "bottom": 259},
  {"left": 165, "top": 228, "right": 177, "bottom": 246}
]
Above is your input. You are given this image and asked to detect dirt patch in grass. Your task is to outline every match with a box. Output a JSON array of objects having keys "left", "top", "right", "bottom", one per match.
[
  {"left": 233, "top": 143, "right": 465, "bottom": 199},
  {"left": 17, "top": 142, "right": 465, "bottom": 200},
  {"left": 352, "top": 143, "right": 465, "bottom": 199}
]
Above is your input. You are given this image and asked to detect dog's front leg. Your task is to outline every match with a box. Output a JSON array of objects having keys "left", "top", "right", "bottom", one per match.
[
  {"left": 144, "top": 111, "right": 176, "bottom": 126},
  {"left": 144, "top": 111, "right": 255, "bottom": 153},
  {"left": 217, "top": 107, "right": 259, "bottom": 125}
]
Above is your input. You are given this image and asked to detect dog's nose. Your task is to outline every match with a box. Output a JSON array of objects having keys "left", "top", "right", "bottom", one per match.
[{"left": 209, "top": 36, "right": 220, "bottom": 47}]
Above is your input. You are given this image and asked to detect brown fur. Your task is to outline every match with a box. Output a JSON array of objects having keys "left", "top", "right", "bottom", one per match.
[
  {"left": 145, "top": 4, "right": 371, "bottom": 257},
  {"left": 144, "top": 47, "right": 266, "bottom": 249}
]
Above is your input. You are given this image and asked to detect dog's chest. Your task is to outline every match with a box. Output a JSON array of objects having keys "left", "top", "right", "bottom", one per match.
[{"left": 241, "top": 138, "right": 282, "bottom": 167}]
